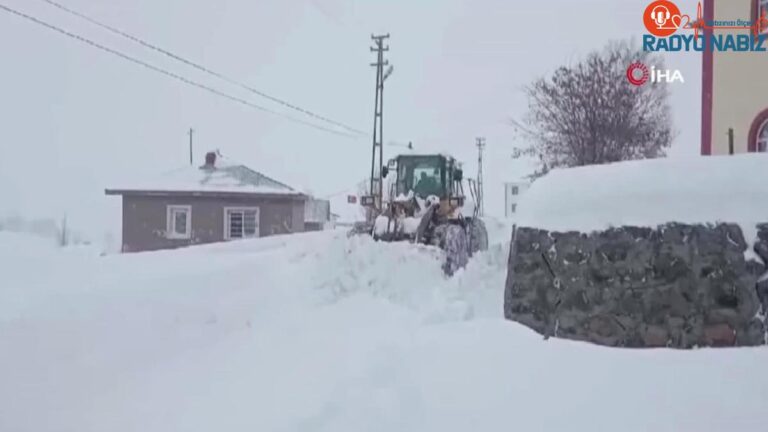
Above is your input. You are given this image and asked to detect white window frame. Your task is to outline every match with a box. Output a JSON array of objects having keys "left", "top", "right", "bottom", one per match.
[
  {"left": 758, "top": 119, "right": 768, "bottom": 152},
  {"left": 166, "top": 205, "right": 191, "bottom": 239},
  {"left": 224, "top": 207, "right": 260, "bottom": 240}
]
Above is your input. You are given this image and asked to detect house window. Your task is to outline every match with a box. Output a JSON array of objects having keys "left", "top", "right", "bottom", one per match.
[
  {"left": 758, "top": 119, "right": 768, "bottom": 152},
  {"left": 511, "top": 186, "right": 519, "bottom": 195},
  {"left": 225, "top": 207, "right": 260, "bottom": 239},
  {"left": 166, "top": 205, "right": 191, "bottom": 239},
  {"left": 511, "top": 204, "right": 517, "bottom": 213}
]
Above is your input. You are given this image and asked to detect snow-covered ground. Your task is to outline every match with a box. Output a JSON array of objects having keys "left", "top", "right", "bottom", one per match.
[{"left": 2, "top": 221, "right": 767, "bottom": 432}]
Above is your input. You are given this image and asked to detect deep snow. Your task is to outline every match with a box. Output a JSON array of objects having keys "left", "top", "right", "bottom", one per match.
[
  {"left": 2, "top": 222, "right": 768, "bottom": 432},
  {"left": 517, "top": 154, "right": 768, "bottom": 238}
]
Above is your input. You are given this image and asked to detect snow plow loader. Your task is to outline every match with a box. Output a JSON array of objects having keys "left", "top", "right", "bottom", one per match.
[{"left": 353, "top": 153, "right": 488, "bottom": 275}]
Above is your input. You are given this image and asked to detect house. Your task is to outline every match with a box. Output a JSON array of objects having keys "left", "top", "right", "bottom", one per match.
[
  {"left": 329, "top": 194, "right": 365, "bottom": 226},
  {"left": 504, "top": 181, "right": 530, "bottom": 217},
  {"left": 701, "top": 0, "right": 768, "bottom": 154},
  {"left": 304, "top": 198, "right": 331, "bottom": 231},
  {"left": 105, "top": 151, "right": 307, "bottom": 252}
]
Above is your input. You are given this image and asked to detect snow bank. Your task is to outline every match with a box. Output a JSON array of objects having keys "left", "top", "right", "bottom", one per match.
[
  {"left": 517, "top": 154, "right": 768, "bottom": 236},
  {"left": 2, "top": 223, "right": 768, "bottom": 431},
  {"left": 0, "top": 216, "right": 91, "bottom": 246},
  {"left": 0, "top": 230, "right": 58, "bottom": 253}
]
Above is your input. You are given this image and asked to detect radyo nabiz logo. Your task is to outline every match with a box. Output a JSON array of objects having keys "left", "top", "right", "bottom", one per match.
[
  {"left": 626, "top": 62, "right": 684, "bottom": 86},
  {"left": 643, "top": 0, "right": 768, "bottom": 52}
]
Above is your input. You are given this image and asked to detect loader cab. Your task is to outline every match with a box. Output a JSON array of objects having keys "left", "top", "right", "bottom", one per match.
[{"left": 390, "top": 154, "right": 463, "bottom": 199}]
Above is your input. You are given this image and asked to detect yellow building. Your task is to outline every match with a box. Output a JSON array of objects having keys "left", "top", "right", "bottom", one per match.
[{"left": 702, "top": 0, "right": 768, "bottom": 154}]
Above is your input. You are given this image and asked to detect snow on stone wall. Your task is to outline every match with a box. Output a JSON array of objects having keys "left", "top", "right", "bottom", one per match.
[{"left": 516, "top": 154, "right": 768, "bottom": 243}]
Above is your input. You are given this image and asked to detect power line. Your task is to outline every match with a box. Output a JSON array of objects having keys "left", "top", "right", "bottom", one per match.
[
  {"left": 0, "top": 2, "right": 358, "bottom": 138},
  {"left": 323, "top": 185, "right": 358, "bottom": 199},
  {"left": 36, "top": 0, "right": 367, "bottom": 136}
]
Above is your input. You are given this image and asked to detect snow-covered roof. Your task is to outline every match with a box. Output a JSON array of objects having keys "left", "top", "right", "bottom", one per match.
[
  {"left": 516, "top": 154, "right": 768, "bottom": 238},
  {"left": 107, "top": 153, "right": 303, "bottom": 196}
]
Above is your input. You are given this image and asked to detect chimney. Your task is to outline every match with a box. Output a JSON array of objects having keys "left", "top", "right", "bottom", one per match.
[{"left": 203, "top": 151, "right": 217, "bottom": 168}]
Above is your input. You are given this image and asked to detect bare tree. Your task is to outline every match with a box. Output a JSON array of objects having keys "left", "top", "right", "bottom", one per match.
[{"left": 512, "top": 40, "right": 674, "bottom": 177}]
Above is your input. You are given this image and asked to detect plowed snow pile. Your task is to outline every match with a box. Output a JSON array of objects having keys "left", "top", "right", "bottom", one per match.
[{"left": 2, "top": 222, "right": 767, "bottom": 432}]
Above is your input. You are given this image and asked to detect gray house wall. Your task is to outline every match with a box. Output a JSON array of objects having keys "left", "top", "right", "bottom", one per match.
[
  {"left": 304, "top": 199, "right": 331, "bottom": 231},
  {"left": 120, "top": 194, "right": 305, "bottom": 252}
]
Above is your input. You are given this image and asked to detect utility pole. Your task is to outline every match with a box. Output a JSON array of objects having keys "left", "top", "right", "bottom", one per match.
[
  {"left": 369, "top": 34, "right": 391, "bottom": 215},
  {"left": 188, "top": 128, "right": 194, "bottom": 166},
  {"left": 476, "top": 137, "right": 486, "bottom": 217},
  {"left": 60, "top": 214, "right": 68, "bottom": 247},
  {"left": 727, "top": 128, "right": 734, "bottom": 155}
]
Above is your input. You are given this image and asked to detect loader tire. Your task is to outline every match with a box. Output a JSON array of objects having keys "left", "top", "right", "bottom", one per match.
[
  {"left": 467, "top": 217, "right": 489, "bottom": 256},
  {"left": 435, "top": 224, "right": 469, "bottom": 276}
]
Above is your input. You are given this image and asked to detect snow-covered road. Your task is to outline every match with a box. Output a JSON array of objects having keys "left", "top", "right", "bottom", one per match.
[{"left": 2, "top": 222, "right": 767, "bottom": 432}]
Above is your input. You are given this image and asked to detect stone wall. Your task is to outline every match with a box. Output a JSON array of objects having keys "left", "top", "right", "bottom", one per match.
[{"left": 504, "top": 223, "right": 768, "bottom": 348}]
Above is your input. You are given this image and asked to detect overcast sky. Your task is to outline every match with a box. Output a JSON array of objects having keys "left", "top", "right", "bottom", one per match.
[{"left": 0, "top": 0, "right": 701, "bottom": 241}]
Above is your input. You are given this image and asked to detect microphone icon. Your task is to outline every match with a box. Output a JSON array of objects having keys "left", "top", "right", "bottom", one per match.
[
  {"left": 651, "top": 5, "right": 671, "bottom": 27},
  {"left": 644, "top": 1, "right": 683, "bottom": 36}
]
